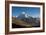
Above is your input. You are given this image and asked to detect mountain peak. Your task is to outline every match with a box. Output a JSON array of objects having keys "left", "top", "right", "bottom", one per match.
[{"left": 16, "top": 11, "right": 31, "bottom": 19}]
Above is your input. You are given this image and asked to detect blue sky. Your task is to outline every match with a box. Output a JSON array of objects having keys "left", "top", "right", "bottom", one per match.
[{"left": 12, "top": 6, "right": 40, "bottom": 18}]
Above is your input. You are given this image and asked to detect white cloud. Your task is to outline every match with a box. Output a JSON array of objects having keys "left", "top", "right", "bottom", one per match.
[
  {"left": 16, "top": 16, "right": 18, "bottom": 17},
  {"left": 22, "top": 12, "right": 25, "bottom": 14}
]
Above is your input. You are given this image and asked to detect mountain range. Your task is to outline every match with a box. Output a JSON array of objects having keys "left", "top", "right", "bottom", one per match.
[{"left": 12, "top": 12, "right": 40, "bottom": 28}]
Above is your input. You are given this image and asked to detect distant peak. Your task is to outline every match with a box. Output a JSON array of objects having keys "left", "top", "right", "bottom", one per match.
[{"left": 13, "top": 16, "right": 15, "bottom": 18}]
